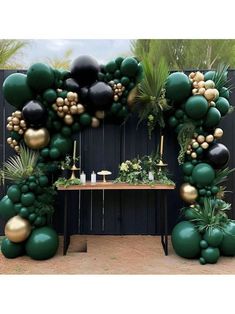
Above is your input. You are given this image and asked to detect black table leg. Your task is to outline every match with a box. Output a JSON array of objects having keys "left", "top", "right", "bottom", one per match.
[
  {"left": 160, "top": 191, "right": 168, "bottom": 256},
  {"left": 63, "top": 192, "right": 70, "bottom": 255}
]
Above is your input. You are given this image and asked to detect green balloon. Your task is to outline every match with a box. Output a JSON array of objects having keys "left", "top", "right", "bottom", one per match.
[
  {"left": 0, "top": 195, "right": 16, "bottom": 220},
  {"left": 120, "top": 76, "right": 130, "bottom": 86},
  {"left": 220, "top": 221, "right": 235, "bottom": 256},
  {"left": 19, "top": 207, "right": 29, "bottom": 218},
  {"left": 79, "top": 113, "right": 92, "bottom": 126},
  {"left": 165, "top": 72, "right": 191, "bottom": 102},
  {"left": 175, "top": 109, "right": 184, "bottom": 119},
  {"left": 203, "top": 227, "right": 223, "bottom": 247},
  {"left": 199, "top": 257, "right": 206, "bottom": 265},
  {"left": 14, "top": 203, "right": 22, "bottom": 213},
  {"left": 201, "top": 247, "right": 220, "bottom": 264},
  {"left": 168, "top": 116, "right": 179, "bottom": 128},
  {"left": 21, "top": 192, "right": 35, "bottom": 207},
  {"left": 29, "top": 182, "right": 37, "bottom": 191},
  {"left": 27, "top": 63, "right": 54, "bottom": 92},
  {"left": 200, "top": 240, "right": 208, "bottom": 249},
  {"left": 192, "top": 163, "right": 215, "bottom": 186},
  {"left": 171, "top": 221, "right": 202, "bottom": 258},
  {"left": 219, "top": 87, "right": 229, "bottom": 99},
  {"left": 204, "top": 71, "right": 215, "bottom": 81},
  {"left": 211, "top": 186, "right": 219, "bottom": 194},
  {"left": 2, "top": 73, "right": 34, "bottom": 109},
  {"left": 7, "top": 185, "right": 21, "bottom": 203},
  {"left": 61, "top": 126, "right": 72, "bottom": 137},
  {"left": 115, "top": 56, "right": 124, "bottom": 67},
  {"left": 43, "top": 89, "right": 57, "bottom": 103},
  {"left": 184, "top": 208, "right": 198, "bottom": 220},
  {"left": 1, "top": 237, "right": 25, "bottom": 259},
  {"left": 182, "top": 162, "right": 194, "bottom": 176},
  {"left": 49, "top": 147, "right": 61, "bottom": 160},
  {"left": 11, "top": 131, "right": 22, "bottom": 141},
  {"left": 50, "top": 133, "right": 73, "bottom": 156},
  {"left": 120, "top": 57, "right": 138, "bottom": 77},
  {"left": 25, "top": 227, "right": 59, "bottom": 260},
  {"left": 105, "top": 60, "right": 117, "bottom": 73},
  {"left": 71, "top": 122, "right": 80, "bottom": 132},
  {"left": 111, "top": 102, "right": 122, "bottom": 114},
  {"left": 185, "top": 96, "right": 208, "bottom": 120},
  {"left": 204, "top": 107, "right": 221, "bottom": 128},
  {"left": 40, "top": 148, "right": 50, "bottom": 158},
  {"left": 215, "top": 97, "right": 230, "bottom": 116}
]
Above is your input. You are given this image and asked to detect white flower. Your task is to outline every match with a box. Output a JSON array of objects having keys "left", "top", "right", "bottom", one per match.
[{"left": 120, "top": 162, "right": 129, "bottom": 172}]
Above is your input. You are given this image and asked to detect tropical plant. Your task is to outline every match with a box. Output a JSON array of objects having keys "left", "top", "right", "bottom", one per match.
[
  {"left": 0, "top": 40, "right": 27, "bottom": 69},
  {"left": 0, "top": 145, "right": 39, "bottom": 183},
  {"left": 213, "top": 167, "right": 235, "bottom": 187},
  {"left": 177, "top": 122, "right": 196, "bottom": 165},
  {"left": 47, "top": 49, "right": 73, "bottom": 70}
]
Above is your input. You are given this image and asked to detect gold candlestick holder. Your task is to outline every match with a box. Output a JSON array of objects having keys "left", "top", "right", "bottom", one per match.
[
  {"left": 157, "top": 133, "right": 168, "bottom": 173},
  {"left": 69, "top": 164, "right": 80, "bottom": 180}
]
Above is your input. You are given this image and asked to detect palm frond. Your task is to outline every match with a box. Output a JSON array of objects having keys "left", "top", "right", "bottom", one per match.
[
  {"left": 213, "top": 167, "right": 235, "bottom": 186},
  {"left": 177, "top": 122, "right": 195, "bottom": 165},
  {"left": 212, "top": 63, "right": 233, "bottom": 92}
]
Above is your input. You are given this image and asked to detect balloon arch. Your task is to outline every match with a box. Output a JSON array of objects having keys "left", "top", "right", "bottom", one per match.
[{"left": 0, "top": 55, "right": 234, "bottom": 264}]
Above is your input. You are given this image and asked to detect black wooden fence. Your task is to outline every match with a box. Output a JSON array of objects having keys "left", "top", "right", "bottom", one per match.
[{"left": 0, "top": 69, "right": 235, "bottom": 235}]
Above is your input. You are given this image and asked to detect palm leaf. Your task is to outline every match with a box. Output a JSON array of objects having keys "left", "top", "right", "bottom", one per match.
[{"left": 212, "top": 63, "right": 233, "bottom": 92}]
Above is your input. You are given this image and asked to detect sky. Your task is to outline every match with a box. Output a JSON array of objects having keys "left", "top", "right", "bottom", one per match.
[{"left": 19, "top": 39, "right": 132, "bottom": 68}]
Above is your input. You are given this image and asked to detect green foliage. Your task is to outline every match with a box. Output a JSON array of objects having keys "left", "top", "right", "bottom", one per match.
[
  {"left": 34, "top": 186, "right": 57, "bottom": 217},
  {"left": 46, "top": 49, "right": 73, "bottom": 70},
  {"left": 212, "top": 63, "right": 233, "bottom": 92},
  {"left": 60, "top": 155, "right": 79, "bottom": 170},
  {"left": 177, "top": 122, "right": 195, "bottom": 165},
  {"left": 54, "top": 177, "right": 81, "bottom": 188},
  {"left": 0, "top": 40, "right": 27, "bottom": 69},
  {"left": 213, "top": 167, "right": 235, "bottom": 186}
]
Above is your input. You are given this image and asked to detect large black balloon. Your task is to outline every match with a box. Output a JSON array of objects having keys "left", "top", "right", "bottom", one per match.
[
  {"left": 22, "top": 100, "right": 48, "bottom": 128},
  {"left": 64, "top": 78, "right": 80, "bottom": 93},
  {"left": 206, "top": 143, "right": 230, "bottom": 169},
  {"left": 88, "top": 82, "right": 113, "bottom": 110},
  {"left": 70, "top": 55, "right": 100, "bottom": 87}
]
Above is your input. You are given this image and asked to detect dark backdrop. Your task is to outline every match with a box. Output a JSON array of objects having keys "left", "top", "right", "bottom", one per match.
[{"left": 0, "top": 69, "right": 235, "bottom": 235}]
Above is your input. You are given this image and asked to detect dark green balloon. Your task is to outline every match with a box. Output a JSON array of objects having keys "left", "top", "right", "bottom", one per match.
[
  {"left": 185, "top": 96, "right": 208, "bottom": 120},
  {"left": 168, "top": 116, "right": 179, "bottom": 128},
  {"left": 204, "top": 107, "right": 221, "bottom": 128},
  {"left": 203, "top": 227, "right": 223, "bottom": 247},
  {"left": 21, "top": 192, "right": 35, "bottom": 207},
  {"left": 105, "top": 60, "right": 117, "bottom": 73},
  {"left": 184, "top": 208, "right": 198, "bottom": 220},
  {"left": 199, "top": 257, "right": 206, "bottom": 265},
  {"left": 1, "top": 237, "right": 25, "bottom": 259},
  {"left": 192, "top": 163, "right": 215, "bottom": 186},
  {"left": 175, "top": 109, "right": 184, "bottom": 119},
  {"left": 79, "top": 113, "right": 92, "bottom": 126},
  {"left": 200, "top": 240, "right": 208, "bottom": 249},
  {"left": 215, "top": 97, "right": 230, "bottom": 116},
  {"left": 27, "top": 63, "right": 54, "bottom": 92},
  {"left": 43, "top": 89, "right": 57, "bottom": 103},
  {"left": 49, "top": 147, "right": 61, "bottom": 160},
  {"left": 165, "top": 72, "right": 191, "bottom": 102},
  {"left": 11, "top": 131, "right": 22, "bottom": 141},
  {"left": 61, "top": 126, "right": 72, "bottom": 137},
  {"left": 2, "top": 73, "right": 34, "bottom": 109},
  {"left": 120, "top": 57, "right": 138, "bottom": 77},
  {"left": 120, "top": 76, "right": 130, "bottom": 86},
  {"left": 204, "top": 71, "right": 215, "bottom": 81},
  {"left": 19, "top": 207, "right": 29, "bottom": 218},
  {"left": 220, "top": 87, "right": 229, "bottom": 99},
  {"left": 71, "top": 122, "right": 80, "bottom": 132},
  {"left": 115, "top": 56, "right": 124, "bottom": 67},
  {"left": 201, "top": 247, "right": 220, "bottom": 264},
  {"left": 220, "top": 221, "right": 235, "bottom": 256},
  {"left": 25, "top": 227, "right": 59, "bottom": 260},
  {"left": 7, "top": 185, "right": 21, "bottom": 203},
  {"left": 171, "top": 221, "right": 202, "bottom": 258},
  {"left": 40, "top": 148, "right": 50, "bottom": 158},
  {"left": 111, "top": 102, "right": 122, "bottom": 114},
  {"left": 182, "top": 162, "right": 194, "bottom": 176},
  {"left": 50, "top": 133, "right": 73, "bottom": 156},
  {"left": 0, "top": 195, "right": 16, "bottom": 220}
]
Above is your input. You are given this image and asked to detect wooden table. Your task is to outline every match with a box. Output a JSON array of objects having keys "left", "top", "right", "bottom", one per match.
[{"left": 57, "top": 182, "right": 175, "bottom": 256}]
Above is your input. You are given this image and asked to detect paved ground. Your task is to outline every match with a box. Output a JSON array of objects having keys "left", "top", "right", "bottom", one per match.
[{"left": 0, "top": 235, "right": 235, "bottom": 274}]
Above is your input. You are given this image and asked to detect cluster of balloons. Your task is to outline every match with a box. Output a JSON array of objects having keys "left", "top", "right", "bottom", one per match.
[
  {"left": 166, "top": 70, "right": 235, "bottom": 264},
  {"left": 0, "top": 55, "right": 141, "bottom": 260}
]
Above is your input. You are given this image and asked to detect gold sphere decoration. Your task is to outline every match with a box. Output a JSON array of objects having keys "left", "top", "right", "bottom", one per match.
[
  {"left": 62, "top": 105, "right": 69, "bottom": 113},
  {"left": 214, "top": 128, "right": 223, "bottom": 139},
  {"left": 12, "top": 117, "right": 20, "bottom": 125},
  {"left": 201, "top": 142, "right": 209, "bottom": 149},
  {"left": 95, "top": 110, "right": 105, "bottom": 119},
  {"left": 204, "top": 88, "right": 216, "bottom": 101},
  {"left": 91, "top": 117, "right": 100, "bottom": 128},
  {"left": 114, "top": 95, "right": 119, "bottom": 102},
  {"left": 127, "top": 86, "right": 138, "bottom": 106},
  {"left": 70, "top": 105, "right": 78, "bottom": 114},
  {"left": 15, "top": 111, "right": 22, "bottom": 118},
  {"left": 191, "top": 152, "right": 197, "bottom": 159},
  {"left": 198, "top": 81, "right": 205, "bottom": 88},
  {"left": 189, "top": 72, "right": 195, "bottom": 79},
  {"left": 5, "top": 215, "right": 31, "bottom": 243},
  {"left": 204, "top": 80, "right": 215, "bottom": 89},
  {"left": 67, "top": 91, "right": 75, "bottom": 101},
  {"left": 192, "top": 88, "right": 198, "bottom": 95},
  {"left": 24, "top": 128, "right": 50, "bottom": 149},
  {"left": 180, "top": 183, "right": 198, "bottom": 204},
  {"left": 64, "top": 114, "right": 74, "bottom": 125},
  {"left": 197, "top": 135, "right": 205, "bottom": 143},
  {"left": 13, "top": 125, "right": 20, "bottom": 132},
  {"left": 194, "top": 71, "right": 204, "bottom": 82},
  {"left": 57, "top": 111, "right": 65, "bottom": 118},
  {"left": 77, "top": 104, "right": 85, "bottom": 114},
  {"left": 198, "top": 87, "right": 206, "bottom": 95},
  {"left": 206, "top": 134, "right": 214, "bottom": 143},
  {"left": 192, "top": 142, "right": 199, "bottom": 149},
  {"left": 7, "top": 137, "right": 12, "bottom": 144},
  {"left": 56, "top": 97, "right": 64, "bottom": 106},
  {"left": 193, "top": 81, "right": 198, "bottom": 88}
]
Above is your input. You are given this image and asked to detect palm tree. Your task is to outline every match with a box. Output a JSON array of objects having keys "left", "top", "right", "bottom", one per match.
[
  {"left": 47, "top": 49, "right": 73, "bottom": 70},
  {"left": 0, "top": 40, "right": 27, "bottom": 69}
]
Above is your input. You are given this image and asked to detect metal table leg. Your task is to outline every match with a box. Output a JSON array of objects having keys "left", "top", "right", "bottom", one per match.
[
  {"left": 160, "top": 191, "right": 168, "bottom": 256},
  {"left": 63, "top": 192, "right": 70, "bottom": 255}
]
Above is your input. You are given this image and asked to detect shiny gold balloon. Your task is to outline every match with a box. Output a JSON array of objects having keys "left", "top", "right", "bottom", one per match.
[
  {"left": 64, "top": 114, "right": 74, "bottom": 125},
  {"left": 127, "top": 87, "right": 138, "bottom": 106},
  {"left": 24, "top": 128, "right": 50, "bottom": 149},
  {"left": 7, "top": 137, "right": 12, "bottom": 144},
  {"left": 62, "top": 105, "right": 69, "bottom": 113},
  {"left": 204, "top": 80, "right": 215, "bottom": 89},
  {"left": 57, "top": 111, "right": 65, "bottom": 118},
  {"left": 206, "top": 134, "right": 214, "bottom": 143},
  {"left": 5, "top": 215, "right": 31, "bottom": 243},
  {"left": 191, "top": 152, "right": 197, "bottom": 159},
  {"left": 77, "top": 104, "right": 85, "bottom": 114},
  {"left": 15, "top": 110, "right": 22, "bottom": 118},
  {"left": 95, "top": 110, "right": 105, "bottom": 119},
  {"left": 67, "top": 91, "right": 75, "bottom": 101},
  {"left": 91, "top": 117, "right": 100, "bottom": 128},
  {"left": 198, "top": 87, "right": 206, "bottom": 95},
  {"left": 70, "top": 105, "right": 78, "bottom": 114},
  {"left": 198, "top": 80, "right": 205, "bottom": 88},
  {"left": 114, "top": 95, "right": 119, "bottom": 102},
  {"left": 197, "top": 135, "right": 205, "bottom": 143},
  {"left": 180, "top": 183, "right": 198, "bottom": 204},
  {"left": 214, "top": 128, "right": 223, "bottom": 139},
  {"left": 12, "top": 117, "right": 20, "bottom": 125},
  {"left": 194, "top": 71, "right": 204, "bottom": 82},
  {"left": 13, "top": 125, "right": 20, "bottom": 132},
  {"left": 201, "top": 142, "right": 209, "bottom": 149},
  {"left": 56, "top": 97, "right": 64, "bottom": 106},
  {"left": 204, "top": 88, "right": 216, "bottom": 101}
]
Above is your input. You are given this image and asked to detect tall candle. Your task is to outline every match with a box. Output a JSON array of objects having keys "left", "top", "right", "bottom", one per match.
[
  {"left": 160, "top": 135, "right": 164, "bottom": 156},
  {"left": 73, "top": 140, "right": 77, "bottom": 162}
]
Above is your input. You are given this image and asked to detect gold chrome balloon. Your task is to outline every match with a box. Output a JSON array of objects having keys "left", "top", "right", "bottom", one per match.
[
  {"left": 24, "top": 128, "right": 50, "bottom": 149},
  {"left": 214, "top": 128, "right": 223, "bottom": 139},
  {"left": 91, "top": 117, "right": 100, "bottom": 128},
  {"left": 127, "top": 87, "right": 138, "bottom": 106},
  {"left": 206, "top": 134, "right": 214, "bottom": 143},
  {"left": 77, "top": 104, "right": 85, "bottom": 114},
  {"left": 56, "top": 97, "right": 64, "bottom": 106},
  {"left": 70, "top": 105, "right": 78, "bottom": 114},
  {"left": 67, "top": 91, "right": 75, "bottom": 101},
  {"left": 5, "top": 215, "right": 31, "bottom": 243},
  {"left": 194, "top": 71, "right": 204, "bottom": 82},
  {"left": 197, "top": 135, "right": 205, "bottom": 143},
  {"left": 191, "top": 152, "right": 197, "bottom": 159},
  {"left": 198, "top": 81, "right": 205, "bottom": 88},
  {"left": 180, "top": 183, "right": 198, "bottom": 204},
  {"left": 201, "top": 142, "right": 209, "bottom": 149},
  {"left": 204, "top": 88, "right": 216, "bottom": 101},
  {"left": 64, "top": 114, "right": 74, "bottom": 125}
]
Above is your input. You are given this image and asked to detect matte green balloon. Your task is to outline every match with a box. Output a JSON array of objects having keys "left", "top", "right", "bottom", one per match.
[
  {"left": 25, "top": 227, "right": 59, "bottom": 260},
  {"left": 220, "top": 221, "right": 235, "bottom": 256},
  {"left": 1, "top": 237, "right": 25, "bottom": 259},
  {"left": 168, "top": 116, "right": 179, "bottom": 128},
  {"left": 38, "top": 175, "right": 49, "bottom": 187},
  {"left": 61, "top": 126, "right": 72, "bottom": 137},
  {"left": 115, "top": 56, "right": 124, "bottom": 67},
  {"left": 204, "top": 107, "right": 221, "bottom": 128},
  {"left": 204, "top": 71, "right": 215, "bottom": 81},
  {"left": 171, "top": 221, "right": 202, "bottom": 258},
  {"left": 111, "top": 102, "right": 122, "bottom": 114},
  {"left": 49, "top": 147, "right": 61, "bottom": 159},
  {"left": 120, "top": 76, "right": 130, "bottom": 86},
  {"left": 79, "top": 113, "right": 92, "bottom": 126},
  {"left": 105, "top": 60, "right": 117, "bottom": 73},
  {"left": 215, "top": 97, "right": 230, "bottom": 116},
  {"left": 219, "top": 87, "right": 229, "bottom": 99},
  {"left": 120, "top": 57, "right": 138, "bottom": 77},
  {"left": 185, "top": 95, "right": 208, "bottom": 120},
  {"left": 192, "top": 163, "right": 215, "bottom": 186},
  {"left": 203, "top": 228, "right": 223, "bottom": 247},
  {"left": 40, "top": 148, "right": 50, "bottom": 158},
  {"left": 21, "top": 192, "right": 35, "bottom": 207},
  {"left": 201, "top": 247, "right": 220, "bottom": 264},
  {"left": 43, "top": 89, "right": 57, "bottom": 103},
  {"left": 27, "top": 63, "right": 54, "bottom": 92},
  {"left": 200, "top": 240, "right": 208, "bottom": 249},
  {"left": 2, "top": 73, "right": 34, "bottom": 108},
  {"left": 184, "top": 208, "right": 198, "bottom": 221},
  {"left": 165, "top": 72, "right": 192, "bottom": 102},
  {"left": 0, "top": 195, "right": 16, "bottom": 220},
  {"left": 7, "top": 185, "right": 21, "bottom": 203},
  {"left": 11, "top": 131, "right": 22, "bottom": 141},
  {"left": 50, "top": 133, "right": 73, "bottom": 156},
  {"left": 182, "top": 162, "right": 194, "bottom": 176}
]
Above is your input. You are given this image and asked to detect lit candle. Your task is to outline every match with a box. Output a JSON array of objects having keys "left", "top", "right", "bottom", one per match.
[
  {"left": 160, "top": 135, "right": 164, "bottom": 156},
  {"left": 73, "top": 140, "right": 77, "bottom": 162}
]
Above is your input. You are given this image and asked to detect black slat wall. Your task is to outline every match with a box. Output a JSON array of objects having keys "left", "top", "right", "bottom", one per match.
[{"left": 0, "top": 69, "right": 235, "bottom": 235}]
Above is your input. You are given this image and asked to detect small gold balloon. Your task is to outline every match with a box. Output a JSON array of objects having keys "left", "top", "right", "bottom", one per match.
[
  {"left": 204, "top": 80, "right": 215, "bottom": 90},
  {"left": 13, "top": 125, "right": 20, "bottom": 131},
  {"left": 198, "top": 81, "right": 205, "bottom": 88},
  {"left": 7, "top": 124, "right": 13, "bottom": 131},
  {"left": 15, "top": 110, "right": 22, "bottom": 118},
  {"left": 189, "top": 72, "right": 195, "bottom": 79},
  {"left": 12, "top": 117, "right": 20, "bottom": 125},
  {"left": 12, "top": 139, "right": 17, "bottom": 145},
  {"left": 204, "top": 88, "right": 216, "bottom": 101},
  {"left": 67, "top": 91, "right": 75, "bottom": 101},
  {"left": 186, "top": 150, "right": 191, "bottom": 155},
  {"left": 20, "top": 120, "right": 26, "bottom": 127},
  {"left": 197, "top": 135, "right": 205, "bottom": 143},
  {"left": 121, "top": 86, "right": 125, "bottom": 91},
  {"left": 18, "top": 129, "right": 24, "bottom": 135},
  {"left": 194, "top": 71, "right": 204, "bottom": 82},
  {"left": 198, "top": 87, "right": 206, "bottom": 95},
  {"left": 201, "top": 142, "right": 209, "bottom": 149},
  {"left": 180, "top": 183, "right": 198, "bottom": 204},
  {"left": 52, "top": 103, "right": 57, "bottom": 111},
  {"left": 7, "top": 116, "right": 12, "bottom": 122},
  {"left": 24, "top": 128, "right": 50, "bottom": 149},
  {"left": 95, "top": 110, "right": 105, "bottom": 119},
  {"left": 115, "top": 88, "right": 119, "bottom": 93},
  {"left": 57, "top": 111, "right": 65, "bottom": 118},
  {"left": 15, "top": 146, "right": 20, "bottom": 152},
  {"left": 191, "top": 152, "right": 197, "bottom": 159},
  {"left": 64, "top": 98, "right": 69, "bottom": 106},
  {"left": 10, "top": 143, "right": 15, "bottom": 148},
  {"left": 91, "top": 117, "right": 100, "bottom": 128},
  {"left": 5, "top": 215, "right": 31, "bottom": 243},
  {"left": 117, "top": 83, "right": 122, "bottom": 88},
  {"left": 64, "top": 114, "right": 74, "bottom": 125},
  {"left": 193, "top": 81, "right": 198, "bottom": 88},
  {"left": 62, "top": 105, "right": 69, "bottom": 113},
  {"left": 192, "top": 142, "right": 199, "bottom": 149},
  {"left": 70, "top": 105, "right": 78, "bottom": 115},
  {"left": 127, "top": 86, "right": 138, "bottom": 106},
  {"left": 214, "top": 128, "right": 223, "bottom": 139},
  {"left": 77, "top": 104, "right": 85, "bottom": 114},
  {"left": 56, "top": 97, "right": 64, "bottom": 106},
  {"left": 192, "top": 88, "right": 198, "bottom": 95},
  {"left": 7, "top": 137, "right": 12, "bottom": 144},
  {"left": 114, "top": 95, "right": 119, "bottom": 102},
  {"left": 206, "top": 134, "right": 214, "bottom": 143}
]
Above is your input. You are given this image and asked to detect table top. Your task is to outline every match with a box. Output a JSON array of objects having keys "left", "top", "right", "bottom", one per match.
[{"left": 57, "top": 181, "right": 175, "bottom": 191}]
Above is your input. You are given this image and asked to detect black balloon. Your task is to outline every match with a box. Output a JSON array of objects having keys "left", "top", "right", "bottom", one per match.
[
  {"left": 206, "top": 143, "right": 230, "bottom": 169},
  {"left": 22, "top": 100, "right": 48, "bottom": 128},
  {"left": 70, "top": 55, "right": 100, "bottom": 87},
  {"left": 79, "top": 86, "right": 89, "bottom": 104},
  {"left": 64, "top": 78, "right": 80, "bottom": 93},
  {"left": 88, "top": 82, "right": 113, "bottom": 110}
]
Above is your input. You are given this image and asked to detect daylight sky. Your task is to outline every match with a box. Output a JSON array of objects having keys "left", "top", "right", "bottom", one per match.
[{"left": 19, "top": 39, "right": 132, "bottom": 67}]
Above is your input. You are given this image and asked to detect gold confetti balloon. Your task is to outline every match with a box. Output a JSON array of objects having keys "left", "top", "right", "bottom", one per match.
[{"left": 5, "top": 215, "right": 31, "bottom": 243}]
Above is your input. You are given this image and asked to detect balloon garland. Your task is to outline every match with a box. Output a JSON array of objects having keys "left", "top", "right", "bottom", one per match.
[{"left": 0, "top": 55, "right": 142, "bottom": 260}]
